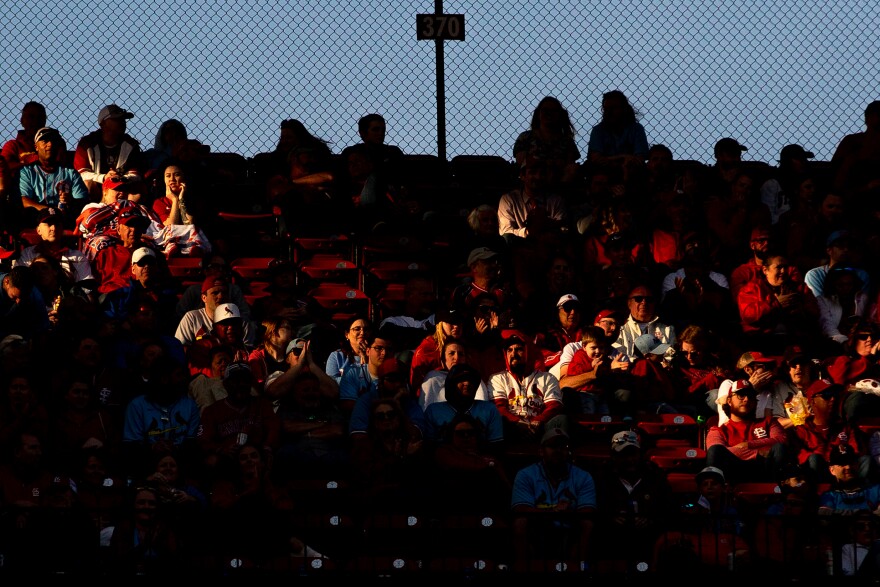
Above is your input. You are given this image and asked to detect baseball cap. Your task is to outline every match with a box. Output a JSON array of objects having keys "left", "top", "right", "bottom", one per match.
[
  {"left": 594, "top": 309, "right": 617, "bottom": 323},
  {"left": 213, "top": 302, "right": 241, "bottom": 324},
  {"left": 500, "top": 329, "right": 528, "bottom": 348},
  {"left": 376, "top": 357, "right": 405, "bottom": 380},
  {"left": 806, "top": 379, "right": 842, "bottom": 399},
  {"left": 98, "top": 104, "right": 134, "bottom": 126},
  {"left": 131, "top": 247, "right": 157, "bottom": 265},
  {"left": 736, "top": 351, "right": 777, "bottom": 371},
  {"left": 783, "top": 344, "right": 808, "bottom": 366},
  {"left": 635, "top": 333, "right": 670, "bottom": 356},
  {"left": 780, "top": 144, "right": 815, "bottom": 161},
  {"left": 850, "top": 379, "right": 880, "bottom": 395},
  {"left": 714, "top": 137, "right": 747, "bottom": 156},
  {"left": 467, "top": 247, "right": 497, "bottom": 266},
  {"left": 285, "top": 337, "right": 307, "bottom": 356},
  {"left": 223, "top": 362, "right": 252, "bottom": 380},
  {"left": 446, "top": 363, "right": 482, "bottom": 389},
  {"left": 556, "top": 294, "right": 581, "bottom": 308},
  {"left": 541, "top": 427, "right": 570, "bottom": 446},
  {"left": 37, "top": 207, "right": 65, "bottom": 226},
  {"left": 826, "top": 230, "right": 853, "bottom": 248},
  {"left": 201, "top": 275, "right": 228, "bottom": 294},
  {"left": 696, "top": 466, "right": 726, "bottom": 485},
  {"left": 103, "top": 175, "right": 136, "bottom": 192},
  {"left": 829, "top": 445, "right": 858, "bottom": 466},
  {"left": 435, "top": 305, "right": 465, "bottom": 325},
  {"left": 116, "top": 209, "right": 150, "bottom": 228},
  {"left": 34, "top": 127, "right": 62, "bottom": 144},
  {"left": 611, "top": 430, "right": 640, "bottom": 452}
]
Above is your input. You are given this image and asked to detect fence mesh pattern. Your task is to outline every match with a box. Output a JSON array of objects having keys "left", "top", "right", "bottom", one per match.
[{"left": 2, "top": 1, "right": 879, "bottom": 164}]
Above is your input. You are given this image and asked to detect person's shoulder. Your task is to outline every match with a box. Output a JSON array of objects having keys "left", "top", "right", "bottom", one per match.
[{"left": 76, "top": 129, "right": 101, "bottom": 147}]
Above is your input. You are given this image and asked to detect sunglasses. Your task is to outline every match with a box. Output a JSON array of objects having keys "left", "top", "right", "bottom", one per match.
[
  {"left": 732, "top": 390, "right": 756, "bottom": 399},
  {"left": 629, "top": 296, "right": 655, "bottom": 304},
  {"left": 134, "top": 258, "right": 156, "bottom": 267},
  {"left": 855, "top": 332, "right": 876, "bottom": 341},
  {"left": 373, "top": 410, "right": 398, "bottom": 420},
  {"left": 814, "top": 391, "right": 838, "bottom": 401}
]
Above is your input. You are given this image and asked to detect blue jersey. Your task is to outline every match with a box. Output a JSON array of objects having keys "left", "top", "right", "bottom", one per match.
[
  {"left": 512, "top": 461, "right": 597, "bottom": 511},
  {"left": 123, "top": 394, "right": 201, "bottom": 446},
  {"left": 19, "top": 163, "right": 89, "bottom": 206},
  {"left": 423, "top": 400, "right": 504, "bottom": 444}
]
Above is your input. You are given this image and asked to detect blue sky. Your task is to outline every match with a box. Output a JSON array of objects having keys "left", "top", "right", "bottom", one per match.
[{"left": 3, "top": 0, "right": 878, "bottom": 164}]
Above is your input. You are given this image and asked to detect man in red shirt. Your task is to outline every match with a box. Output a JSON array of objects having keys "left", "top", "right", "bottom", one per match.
[{"left": 705, "top": 379, "right": 789, "bottom": 484}]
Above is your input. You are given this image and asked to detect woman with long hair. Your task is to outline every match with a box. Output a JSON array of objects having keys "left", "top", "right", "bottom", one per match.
[
  {"left": 248, "top": 316, "right": 295, "bottom": 390},
  {"left": 513, "top": 96, "right": 581, "bottom": 187},
  {"left": 409, "top": 308, "right": 465, "bottom": 391},
  {"left": 587, "top": 90, "right": 649, "bottom": 166},
  {"left": 324, "top": 314, "right": 372, "bottom": 383}
]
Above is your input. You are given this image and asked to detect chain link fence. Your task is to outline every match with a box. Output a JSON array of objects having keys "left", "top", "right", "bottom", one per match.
[{"left": 2, "top": 1, "right": 878, "bottom": 165}]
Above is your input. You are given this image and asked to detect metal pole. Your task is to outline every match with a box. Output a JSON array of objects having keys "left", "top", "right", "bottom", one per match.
[{"left": 435, "top": 0, "right": 445, "bottom": 160}]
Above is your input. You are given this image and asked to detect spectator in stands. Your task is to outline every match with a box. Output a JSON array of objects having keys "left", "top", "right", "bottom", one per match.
[
  {"left": 1, "top": 101, "right": 46, "bottom": 174},
  {"left": 449, "top": 246, "right": 510, "bottom": 315},
  {"left": 497, "top": 155, "right": 568, "bottom": 290},
  {"left": 100, "top": 246, "right": 179, "bottom": 329},
  {"left": 733, "top": 350, "right": 787, "bottom": 423},
  {"left": 143, "top": 449, "right": 208, "bottom": 541},
  {"left": 142, "top": 119, "right": 188, "bottom": 173},
  {"left": 818, "top": 445, "right": 880, "bottom": 516},
  {"left": 760, "top": 143, "right": 815, "bottom": 225},
  {"left": 490, "top": 329, "right": 567, "bottom": 443},
  {"left": 615, "top": 283, "right": 675, "bottom": 361},
  {"left": 587, "top": 90, "right": 649, "bottom": 167},
  {"left": 18, "top": 127, "right": 88, "bottom": 219},
  {"left": 174, "top": 253, "right": 250, "bottom": 321},
  {"left": 410, "top": 305, "right": 465, "bottom": 392},
  {"left": 667, "top": 325, "right": 728, "bottom": 419},
  {"left": 151, "top": 161, "right": 194, "bottom": 226},
  {"left": 423, "top": 363, "right": 502, "bottom": 448},
  {"left": 533, "top": 293, "right": 587, "bottom": 371},
  {"left": 513, "top": 96, "right": 581, "bottom": 188},
  {"left": 0, "top": 265, "right": 51, "bottom": 340},
  {"left": 659, "top": 230, "right": 738, "bottom": 334},
  {"left": 197, "top": 362, "right": 280, "bottom": 477},
  {"left": 824, "top": 318, "right": 880, "bottom": 424},
  {"left": 419, "top": 336, "right": 490, "bottom": 410},
  {"left": 347, "top": 354, "right": 425, "bottom": 439},
  {"left": 273, "top": 370, "right": 349, "bottom": 482},
  {"left": 73, "top": 104, "right": 142, "bottom": 200},
  {"left": 207, "top": 440, "right": 324, "bottom": 561},
  {"left": 176, "top": 277, "right": 254, "bottom": 349},
  {"left": 122, "top": 354, "right": 200, "bottom": 478},
  {"left": 705, "top": 378, "right": 789, "bottom": 484},
  {"left": 48, "top": 371, "right": 122, "bottom": 472},
  {"left": 185, "top": 302, "right": 252, "bottom": 377},
  {"left": 729, "top": 224, "right": 774, "bottom": 300},
  {"left": 520, "top": 252, "right": 583, "bottom": 334},
  {"left": 349, "top": 395, "right": 427, "bottom": 512},
  {"left": 13, "top": 207, "right": 95, "bottom": 288},
  {"left": 378, "top": 274, "right": 437, "bottom": 353},
  {"left": 803, "top": 229, "right": 870, "bottom": 299},
  {"left": 247, "top": 316, "right": 294, "bottom": 391},
  {"left": 564, "top": 325, "right": 634, "bottom": 417},
  {"left": 511, "top": 427, "right": 595, "bottom": 568},
  {"left": 705, "top": 168, "right": 772, "bottom": 272},
  {"left": 0, "top": 369, "right": 50, "bottom": 454},
  {"left": 254, "top": 118, "right": 333, "bottom": 186},
  {"left": 188, "top": 344, "right": 233, "bottom": 412},
  {"left": 339, "top": 113, "right": 404, "bottom": 195},
  {"left": 706, "top": 137, "right": 747, "bottom": 197},
  {"left": 462, "top": 203, "right": 507, "bottom": 260},
  {"left": 594, "top": 430, "right": 672, "bottom": 573},
  {"left": 787, "top": 191, "right": 850, "bottom": 277},
  {"left": 429, "top": 411, "right": 511, "bottom": 514},
  {"left": 324, "top": 314, "right": 371, "bottom": 384},
  {"left": 831, "top": 100, "right": 880, "bottom": 202},
  {"left": 737, "top": 252, "right": 820, "bottom": 354},
  {"left": 788, "top": 379, "right": 871, "bottom": 484},
  {"left": 816, "top": 266, "right": 870, "bottom": 349},
  {"left": 103, "top": 484, "right": 183, "bottom": 574},
  {"left": 264, "top": 337, "right": 340, "bottom": 406}
]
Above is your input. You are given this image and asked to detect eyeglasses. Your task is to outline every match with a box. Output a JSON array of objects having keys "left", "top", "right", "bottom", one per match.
[
  {"left": 561, "top": 303, "right": 580, "bottom": 312},
  {"left": 373, "top": 409, "right": 398, "bottom": 420},
  {"left": 855, "top": 332, "right": 876, "bottom": 341},
  {"left": 349, "top": 326, "right": 365, "bottom": 332},
  {"left": 814, "top": 391, "right": 838, "bottom": 401},
  {"left": 629, "top": 296, "right": 655, "bottom": 304},
  {"left": 370, "top": 345, "right": 392, "bottom": 354},
  {"left": 134, "top": 258, "right": 156, "bottom": 267}
]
